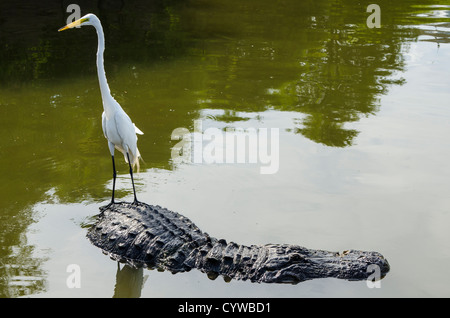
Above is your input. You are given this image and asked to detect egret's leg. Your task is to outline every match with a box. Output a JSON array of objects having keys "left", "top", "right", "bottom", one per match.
[
  {"left": 103, "top": 155, "right": 117, "bottom": 210},
  {"left": 111, "top": 155, "right": 117, "bottom": 204},
  {"left": 126, "top": 153, "right": 139, "bottom": 204}
]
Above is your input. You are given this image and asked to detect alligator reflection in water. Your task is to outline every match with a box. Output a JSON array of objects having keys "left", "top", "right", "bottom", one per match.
[
  {"left": 88, "top": 202, "right": 389, "bottom": 287},
  {"left": 113, "top": 263, "right": 148, "bottom": 298}
]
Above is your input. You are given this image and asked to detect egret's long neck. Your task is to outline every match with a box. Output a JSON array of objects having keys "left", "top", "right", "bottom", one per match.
[{"left": 94, "top": 22, "right": 117, "bottom": 117}]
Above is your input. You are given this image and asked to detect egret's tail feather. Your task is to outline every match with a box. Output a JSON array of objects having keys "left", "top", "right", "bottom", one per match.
[
  {"left": 132, "top": 148, "right": 143, "bottom": 173},
  {"left": 123, "top": 148, "right": 143, "bottom": 173}
]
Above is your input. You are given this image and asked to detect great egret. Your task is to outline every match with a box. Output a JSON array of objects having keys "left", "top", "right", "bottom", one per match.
[{"left": 59, "top": 13, "right": 143, "bottom": 205}]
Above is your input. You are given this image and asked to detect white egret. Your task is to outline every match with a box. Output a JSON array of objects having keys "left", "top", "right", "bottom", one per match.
[{"left": 59, "top": 13, "right": 143, "bottom": 204}]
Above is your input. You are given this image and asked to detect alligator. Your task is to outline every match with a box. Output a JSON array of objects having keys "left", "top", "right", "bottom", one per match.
[{"left": 87, "top": 201, "right": 390, "bottom": 284}]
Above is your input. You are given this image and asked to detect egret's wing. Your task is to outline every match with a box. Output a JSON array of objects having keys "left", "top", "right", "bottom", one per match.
[
  {"left": 134, "top": 124, "right": 144, "bottom": 135},
  {"left": 114, "top": 111, "right": 138, "bottom": 156}
]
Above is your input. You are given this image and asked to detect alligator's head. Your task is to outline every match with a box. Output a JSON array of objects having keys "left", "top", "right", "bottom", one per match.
[{"left": 258, "top": 245, "right": 390, "bottom": 284}]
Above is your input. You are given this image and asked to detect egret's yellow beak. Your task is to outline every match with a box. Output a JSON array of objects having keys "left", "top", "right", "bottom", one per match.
[{"left": 58, "top": 17, "right": 89, "bottom": 32}]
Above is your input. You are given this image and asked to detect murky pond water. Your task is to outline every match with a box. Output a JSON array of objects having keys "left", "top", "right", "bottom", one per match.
[{"left": 1, "top": 0, "right": 450, "bottom": 297}]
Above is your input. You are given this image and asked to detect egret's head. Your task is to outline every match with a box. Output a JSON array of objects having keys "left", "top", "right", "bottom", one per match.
[{"left": 58, "top": 13, "right": 97, "bottom": 31}]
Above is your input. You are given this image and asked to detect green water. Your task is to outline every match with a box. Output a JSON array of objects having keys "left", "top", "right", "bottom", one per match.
[{"left": 1, "top": 0, "right": 450, "bottom": 297}]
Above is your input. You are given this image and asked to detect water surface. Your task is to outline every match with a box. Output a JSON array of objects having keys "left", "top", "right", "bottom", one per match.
[{"left": 1, "top": 0, "right": 450, "bottom": 297}]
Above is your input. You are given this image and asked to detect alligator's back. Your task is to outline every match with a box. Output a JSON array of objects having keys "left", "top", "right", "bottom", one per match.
[{"left": 87, "top": 202, "right": 389, "bottom": 284}]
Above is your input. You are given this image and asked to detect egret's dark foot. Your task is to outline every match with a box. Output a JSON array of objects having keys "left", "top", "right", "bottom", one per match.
[
  {"left": 132, "top": 198, "right": 141, "bottom": 205},
  {"left": 101, "top": 200, "right": 116, "bottom": 211}
]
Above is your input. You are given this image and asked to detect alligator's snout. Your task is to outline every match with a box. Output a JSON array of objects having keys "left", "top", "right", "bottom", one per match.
[
  {"left": 257, "top": 246, "right": 390, "bottom": 284},
  {"left": 336, "top": 249, "right": 390, "bottom": 280}
]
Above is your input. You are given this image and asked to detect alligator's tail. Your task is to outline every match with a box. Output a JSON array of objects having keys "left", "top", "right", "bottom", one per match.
[{"left": 182, "top": 239, "right": 389, "bottom": 283}]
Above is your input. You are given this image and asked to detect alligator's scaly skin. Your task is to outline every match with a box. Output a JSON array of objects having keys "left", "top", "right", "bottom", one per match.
[{"left": 87, "top": 202, "right": 390, "bottom": 284}]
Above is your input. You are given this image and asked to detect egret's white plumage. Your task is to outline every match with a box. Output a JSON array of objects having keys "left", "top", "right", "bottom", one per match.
[
  {"left": 101, "top": 101, "right": 143, "bottom": 172},
  {"left": 59, "top": 13, "right": 143, "bottom": 203}
]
